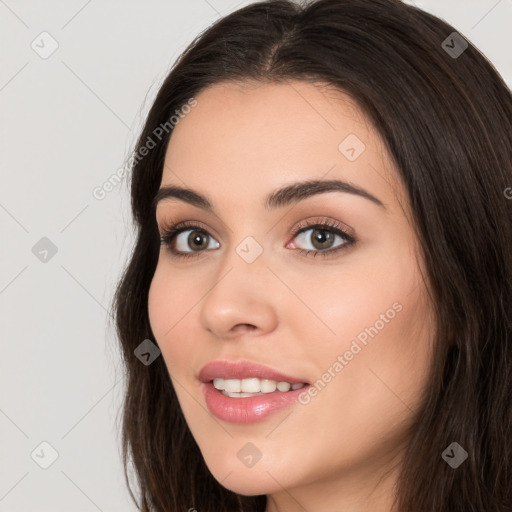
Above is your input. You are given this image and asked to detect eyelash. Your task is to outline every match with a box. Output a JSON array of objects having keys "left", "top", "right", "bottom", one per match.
[{"left": 158, "top": 218, "right": 356, "bottom": 260}]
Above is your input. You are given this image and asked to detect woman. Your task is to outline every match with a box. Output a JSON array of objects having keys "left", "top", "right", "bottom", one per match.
[{"left": 111, "top": 0, "right": 512, "bottom": 510}]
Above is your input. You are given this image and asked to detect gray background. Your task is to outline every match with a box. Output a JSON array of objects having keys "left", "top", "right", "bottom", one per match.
[{"left": 1, "top": 0, "right": 511, "bottom": 510}]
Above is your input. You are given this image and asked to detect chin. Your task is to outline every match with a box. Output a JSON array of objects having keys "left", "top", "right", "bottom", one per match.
[
  {"left": 204, "top": 447, "right": 307, "bottom": 497},
  {"left": 212, "top": 471, "right": 281, "bottom": 497}
]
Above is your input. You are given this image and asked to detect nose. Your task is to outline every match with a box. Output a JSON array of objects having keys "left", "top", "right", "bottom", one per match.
[{"left": 198, "top": 245, "right": 279, "bottom": 340}]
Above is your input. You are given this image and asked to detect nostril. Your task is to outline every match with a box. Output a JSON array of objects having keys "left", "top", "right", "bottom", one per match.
[{"left": 233, "top": 324, "right": 257, "bottom": 333}]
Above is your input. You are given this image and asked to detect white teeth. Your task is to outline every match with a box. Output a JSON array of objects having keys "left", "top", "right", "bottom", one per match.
[
  {"left": 260, "top": 379, "right": 277, "bottom": 393},
  {"left": 212, "top": 377, "right": 306, "bottom": 394},
  {"left": 242, "top": 378, "right": 260, "bottom": 393},
  {"left": 213, "top": 378, "right": 225, "bottom": 390},
  {"left": 223, "top": 391, "right": 262, "bottom": 398},
  {"left": 277, "top": 381, "right": 291, "bottom": 392},
  {"left": 223, "top": 379, "right": 241, "bottom": 393}
]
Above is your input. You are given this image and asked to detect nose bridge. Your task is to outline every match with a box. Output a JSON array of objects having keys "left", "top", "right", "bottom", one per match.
[
  {"left": 216, "top": 220, "right": 269, "bottom": 282},
  {"left": 198, "top": 232, "right": 278, "bottom": 337},
  {"left": 223, "top": 231, "right": 270, "bottom": 289}
]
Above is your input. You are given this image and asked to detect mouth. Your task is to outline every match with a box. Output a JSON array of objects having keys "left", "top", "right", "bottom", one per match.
[{"left": 198, "top": 360, "right": 311, "bottom": 423}]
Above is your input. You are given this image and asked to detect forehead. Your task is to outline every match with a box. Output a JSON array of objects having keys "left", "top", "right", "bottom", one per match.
[{"left": 161, "top": 80, "right": 407, "bottom": 216}]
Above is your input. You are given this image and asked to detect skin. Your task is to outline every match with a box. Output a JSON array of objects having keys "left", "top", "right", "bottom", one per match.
[{"left": 147, "top": 80, "right": 435, "bottom": 512}]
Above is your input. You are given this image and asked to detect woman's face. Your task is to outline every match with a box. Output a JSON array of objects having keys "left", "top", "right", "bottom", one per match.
[{"left": 148, "top": 80, "right": 435, "bottom": 507}]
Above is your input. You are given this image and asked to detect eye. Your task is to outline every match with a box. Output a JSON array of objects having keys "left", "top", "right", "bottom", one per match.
[
  {"left": 159, "top": 220, "right": 219, "bottom": 260},
  {"left": 287, "top": 218, "right": 355, "bottom": 258},
  {"left": 158, "top": 217, "right": 356, "bottom": 260}
]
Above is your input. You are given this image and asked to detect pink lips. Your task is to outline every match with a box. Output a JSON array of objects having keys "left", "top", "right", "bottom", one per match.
[
  {"left": 198, "top": 360, "right": 310, "bottom": 424},
  {"left": 198, "top": 360, "right": 308, "bottom": 385}
]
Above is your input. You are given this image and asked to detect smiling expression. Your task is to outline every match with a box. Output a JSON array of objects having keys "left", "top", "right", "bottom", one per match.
[{"left": 147, "top": 79, "right": 435, "bottom": 505}]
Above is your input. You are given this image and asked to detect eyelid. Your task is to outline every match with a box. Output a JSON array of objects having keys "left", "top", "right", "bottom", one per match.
[
  {"left": 290, "top": 216, "right": 355, "bottom": 240},
  {"left": 158, "top": 218, "right": 217, "bottom": 239},
  {"left": 157, "top": 216, "right": 353, "bottom": 239}
]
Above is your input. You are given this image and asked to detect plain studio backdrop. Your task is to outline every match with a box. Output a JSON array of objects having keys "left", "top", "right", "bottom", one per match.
[{"left": 0, "top": 0, "right": 511, "bottom": 510}]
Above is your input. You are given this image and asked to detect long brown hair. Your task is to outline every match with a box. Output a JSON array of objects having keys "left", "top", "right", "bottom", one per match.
[{"left": 110, "top": 1, "right": 512, "bottom": 510}]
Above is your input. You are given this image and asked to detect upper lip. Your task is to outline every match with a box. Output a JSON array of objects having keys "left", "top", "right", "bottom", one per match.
[{"left": 198, "top": 360, "right": 309, "bottom": 385}]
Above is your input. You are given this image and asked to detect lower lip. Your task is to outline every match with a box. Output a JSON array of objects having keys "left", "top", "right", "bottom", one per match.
[{"left": 202, "top": 382, "right": 310, "bottom": 424}]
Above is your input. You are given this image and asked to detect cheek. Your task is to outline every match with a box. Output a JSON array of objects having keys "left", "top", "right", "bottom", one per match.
[
  {"left": 147, "top": 267, "right": 169, "bottom": 341},
  {"left": 288, "top": 244, "right": 433, "bottom": 444},
  {"left": 148, "top": 263, "right": 196, "bottom": 337},
  {"left": 147, "top": 266, "right": 194, "bottom": 375},
  {"left": 319, "top": 238, "right": 430, "bottom": 361},
  {"left": 274, "top": 296, "right": 433, "bottom": 484}
]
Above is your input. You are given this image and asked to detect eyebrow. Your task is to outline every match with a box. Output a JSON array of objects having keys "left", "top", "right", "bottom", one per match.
[{"left": 151, "top": 178, "right": 385, "bottom": 212}]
